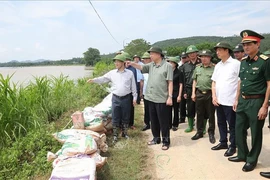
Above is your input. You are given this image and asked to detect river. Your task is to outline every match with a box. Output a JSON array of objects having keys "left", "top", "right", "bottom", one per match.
[{"left": 0, "top": 65, "right": 93, "bottom": 86}]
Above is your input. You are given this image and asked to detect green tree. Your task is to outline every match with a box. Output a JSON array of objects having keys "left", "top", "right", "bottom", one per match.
[
  {"left": 124, "top": 39, "right": 151, "bottom": 57},
  {"left": 83, "top": 47, "right": 101, "bottom": 66}
]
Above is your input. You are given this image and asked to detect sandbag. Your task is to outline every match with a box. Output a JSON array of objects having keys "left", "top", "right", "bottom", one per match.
[
  {"left": 85, "top": 121, "right": 104, "bottom": 132},
  {"left": 71, "top": 111, "right": 85, "bottom": 129},
  {"left": 50, "top": 155, "right": 96, "bottom": 180},
  {"left": 103, "top": 117, "right": 112, "bottom": 131},
  {"left": 89, "top": 152, "right": 107, "bottom": 170}
]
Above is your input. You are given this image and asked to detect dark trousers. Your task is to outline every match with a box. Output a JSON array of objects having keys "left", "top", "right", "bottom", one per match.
[
  {"left": 180, "top": 96, "right": 187, "bottom": 122},
  {"left": 143, "top": 97, "right": 150, "bottom": 127},
  {"left": 148, "top": 101, "right": 170, "bottom": 145},
  {"left": 112, "top": 94, "right": 131, "bottom": 126},
  {"left": 195, "top": 90, "right": 215, "bottom": 134},
  {"left": 169, "top": 97, "right": 180, "bottom": 128},
  {"left": 216, "top": 105, "right": 236, "bottom": 148},
  {"left": 236, "top": 96, "right": 265, "bottom": 163},
  {"left": 186, "top": 88, "right": 196, "bottom": 118},
  {"left": 136, "top": 82, "right": 141, "bottom": 104},
  {"left": 128, "top": 93, "right": 135, "bottom": 126}
]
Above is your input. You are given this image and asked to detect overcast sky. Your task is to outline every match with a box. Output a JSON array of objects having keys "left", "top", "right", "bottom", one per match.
[{"left": 0, "top": 1, "right": 270, "bottom": 62}]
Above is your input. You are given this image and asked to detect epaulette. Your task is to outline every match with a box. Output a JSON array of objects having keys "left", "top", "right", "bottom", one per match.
[
  {"left": 260, "top": 54, "right": 269, "bottom": 60},
  {"left": 241, "top": 56, "right": 248, "bottom": 61},
  {"left": 196, "top": 63, "right": 202, "bottom": 67}
]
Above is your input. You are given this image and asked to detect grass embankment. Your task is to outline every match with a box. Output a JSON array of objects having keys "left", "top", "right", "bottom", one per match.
[{"left": 0, "top": 61, "right": 155, "bottom": 179}]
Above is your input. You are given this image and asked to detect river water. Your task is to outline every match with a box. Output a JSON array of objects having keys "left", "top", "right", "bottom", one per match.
[{"left": 0, "top": 65, "right": 93, "bottom": 86}]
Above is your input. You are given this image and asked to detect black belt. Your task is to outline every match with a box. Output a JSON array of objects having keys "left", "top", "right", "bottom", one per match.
[
  {"left": 242, "top": 94, "right": 265, "bottom": 99},
  {"left": 113, "top": 94, "right": 129, "bottom": 99},
  {"left": 197, "top": 89, "right": 211, "bottom": 94}
]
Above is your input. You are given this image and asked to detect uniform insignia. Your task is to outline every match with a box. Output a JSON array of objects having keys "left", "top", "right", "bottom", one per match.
[
  {"left": 252, "top": 67, "right": 259, "bottom": 70},
  {"left": 254, "top": 55, "right": 258, "bottom": 61},
  {"left": 202, "top": 50, "right": 206, "bottom": 53},
  {"left": 260, "top": 54, "right": 269, "bottom": 60},
  {"left": 235, "top": 45, "right": 239, "bottom": 48},
  {"left": 243, "top": 32, "right": 248, "bottom": 37},
  {"left": 241, "top": 56, "right": 248, "bottom": 61},
  {"left": 189, "top": 47, "right": 192, "bottom": 50},
  {"left": 217, "top": 42, "right": 220, "bottom": 46}
]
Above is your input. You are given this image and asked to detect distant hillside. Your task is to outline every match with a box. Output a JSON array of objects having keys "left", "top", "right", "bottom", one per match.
[{"left": 152, "top": 34, "right": 270, "bottom": 52}]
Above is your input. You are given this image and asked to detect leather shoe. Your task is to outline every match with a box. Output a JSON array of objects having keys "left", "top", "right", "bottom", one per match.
[
  {"left": 209, "top": 134, "right": 216, "bottom": 144},
  {"left": 191, "top": 133, "right": 203, "bottom": 140},
  {"left": 228, "top": 156, "right": 245, "bottom": 162},
  {"left": 141, "top": 125, "right": 150, "bottom": 131},
  {"left": 224, "top": 147, "right": 236, "bottom": 157},
  {"left": 260, "top": 172, "right": 270, "bottom": 178},
  {"left": 242, "top": 162, "right": 257, "bottom": 172},
  {"left": 211, "top": 143, "right": 228, "bottom": 150}
]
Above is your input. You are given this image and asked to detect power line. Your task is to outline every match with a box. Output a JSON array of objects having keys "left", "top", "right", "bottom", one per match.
[{"left": 88, "top": 0, "right": 120, "bottom": 45}]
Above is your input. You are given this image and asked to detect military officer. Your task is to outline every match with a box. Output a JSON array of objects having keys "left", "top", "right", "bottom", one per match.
[
  {"left": 179, "top": 52, "right": 188, "bottom": 123},
  {"left": 182, "top": 45, "right": 201, "bottom": 132},
  {"left": 227, "top": 30, "right": 270, "bottom": 173},
  {"left": 191, "top": 50, "right": 216, "bottom": 144},
  {"left": 233, "top": 44, "right": 246, "bottom": 61}
]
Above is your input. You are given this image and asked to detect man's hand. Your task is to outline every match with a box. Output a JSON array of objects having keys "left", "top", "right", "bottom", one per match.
[
  {"left": 212, "top": 96, "right": 219, "bottom": 106},
  {"left": 166, "top": 97, "right": 173, "bottom": 106},
  {"left": 233, "top": 100, "right": 238, "bottom": 112},
  {"left": 257, "top": 106, "right": 268, "bottom": 120},
  {"left": 87, "top": 79, "right": 93, "bottom": 83},
  {"left": 177, "top": 95, "right": 181, "bottom": 103},
  {"left": 184, "top": 94, "right": 187, "bottom": 99},
  {"left": 191, "top": 93, "right": 196, "bottom": 102},
  {"left": 133, "top": 100, "right": 137, "bottom": 107}
]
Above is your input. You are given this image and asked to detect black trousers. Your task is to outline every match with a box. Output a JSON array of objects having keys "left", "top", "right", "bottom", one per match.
[
  {"left": 169, "top": 97, "right": 180, "bottom": 128},
  {"left": 186, "top": 88, "right": 196, "bottom": 118},
  {"left": 148, "top": 101, "right": 170, "bottom": 145},
  {"left": 216, "top": 105, "right": 236, "bottom": 148},
  {"left": 180, "top": 95, "right": 186, "bottom": 122},
  {"left": 143, "top": 97, "right": 150, "bottom": 127},
  {"left": 112, "top": 94, "right": 131, "bottom": 126},
  {"left": 128, "top": 93, "right": 135, "bottom": 127},
  {"left": 195, "top": 90, "right": 215, "bottom": 134},
  {"left": 136, "top": 82, "right": 141, "bottom": 104}
]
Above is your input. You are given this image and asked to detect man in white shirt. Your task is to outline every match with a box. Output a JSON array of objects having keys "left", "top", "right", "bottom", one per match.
[{"left": 211, "top": 42, "right": 240, "bottom": 158}]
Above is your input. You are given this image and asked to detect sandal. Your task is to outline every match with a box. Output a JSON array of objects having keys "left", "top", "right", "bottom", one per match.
[
  {"left": 147, "top": 140, "right": 161, "bottom": 145},
  {"left": 161, "top": 144, "right": 170, "bottom": 150}
]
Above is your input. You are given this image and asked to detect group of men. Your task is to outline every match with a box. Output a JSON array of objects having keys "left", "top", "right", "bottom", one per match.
[{"left": 87, "top": 29, "right": 270, "bottom": 177}]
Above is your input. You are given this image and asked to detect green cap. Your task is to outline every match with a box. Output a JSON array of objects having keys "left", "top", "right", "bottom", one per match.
[
  {"left": 180, "top": 52, "right": 188, "bottom": 58},
  {"left": 141, "top": 52, "right": 150, "bottom": 59},
  {"left": 147, "top": 47, "right": 164, "bottom": 57},
  {"left": 233, "top": 44, "right": 244, "bottom": 52},
  {"left": 186, "top": 45, "right": 199, "bottom": 54},
  {"left": 167, "top": 57, "right": 180, "bottom": 64},
  {"left": 121, "top": 52, "right": 132, "bottom": 60},
  {"left": 214, "top": 41, "right": 232, "bottom": 51},
  {"left": 133, "top": 55, "right": 141, "bottom": 59},
  {"left": 199, "top": 49, "right": 213, "bottom": 57},
  {"left": 240, "top": 29, "right": 265, "bottom": 43},
  {"left": 113, "top": 54, "right": 126, "bottom": 62},
  {"left": 263, "top": 50, "right": 270, "bottom": 55}
]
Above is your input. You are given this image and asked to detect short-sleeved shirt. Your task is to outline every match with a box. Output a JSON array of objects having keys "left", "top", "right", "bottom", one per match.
[
  {"left": 172, "top": 68, "right": 183, "bottom": 98},
  {"left": 211, "top": 56, "right": 240, "bottom": 106},
  {"left": 239, "top": 52, "right": 270, "bottom": 95},
  {"left": 136, "top": 61, "right": 144, "bottom": 82},
  {"left": 192, "top": 63, "right": 215, "bottom": 91},
  {"left": 142, "top": 60, "right": 173, "bottom": 103}
]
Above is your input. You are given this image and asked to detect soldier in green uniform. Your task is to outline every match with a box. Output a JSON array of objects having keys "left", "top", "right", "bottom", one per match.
[
  {"left": 182, "top": 45, "right": 201, "bottom": 132},
  {"left": 191, "top": 50, "right": 216, "bottom": 144},
  {"left": 228, "top": 30, "right": 270, "bottom": 173},
  {"left": 233, "top": 44, "right": 246, "bottom": 61},
  {"left": 264, "top": 50, "right": 270, "bottom": 129}
]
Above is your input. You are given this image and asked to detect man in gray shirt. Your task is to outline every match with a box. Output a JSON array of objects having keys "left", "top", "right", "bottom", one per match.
[
  {"left": 87, "top": 54, "right": 137, "bottom": 144},
  {"left": 127, "top": 47, "right": 173, "bottom": 150}
]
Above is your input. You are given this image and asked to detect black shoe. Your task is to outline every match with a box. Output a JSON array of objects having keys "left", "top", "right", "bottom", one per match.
[
  {"left": 242, "top": 162, "right": 257, "bottom": 172},
  {"left": 191, "top": 133, "right": 203, "bottom": 140},
  {"left": 172, "top": 126, "right": 178, "bottom": 131},
  {"left": 211, "top": 143, "right": 228, "bottom": 150},
  {"left": 141, "top": 125, "right": 150, "bottom": 131},
  {"left": 260, "top": 172, "right": 270, "bottom": 178},
  {"left": 224, "top": 147, "right": 236, "bottom": 157},
  {"left": 209, "top": 134, "right": 216, "bottom": 144},
  {"left": 228, "top": 156, "right": 245, "bottom": 162}
]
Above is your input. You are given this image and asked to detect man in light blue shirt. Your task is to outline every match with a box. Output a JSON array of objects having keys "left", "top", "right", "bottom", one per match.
[
  {"left": 87, "top": 54, "right": 137, "bottom": 143},
  {"left": 133, "top": 55, "right": 144, "bottom": 104}
]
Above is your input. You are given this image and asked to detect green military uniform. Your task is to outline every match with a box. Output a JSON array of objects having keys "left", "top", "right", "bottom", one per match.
[
  {"left": 191, "top": 50, "right": 216, "bottom": 142},
  {"left": 263, "top": 50, "right": 270, "bottom": 128},
  {"left": 236, "top": 30, "right": 270, "bottom": 166}
]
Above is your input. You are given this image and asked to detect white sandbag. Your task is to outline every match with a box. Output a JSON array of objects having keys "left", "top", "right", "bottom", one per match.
[
  {"left": 85, "top": 121, "right": 104, "bottom": 132},
  {"left": 50, "top": 155, "right": 96, "bottom": 180},
  {"left": 71, "top": 111, "right": 85, "bottom": 129},
  {"left": 89, "top": 152, "right": 107, "bottom": 170}
]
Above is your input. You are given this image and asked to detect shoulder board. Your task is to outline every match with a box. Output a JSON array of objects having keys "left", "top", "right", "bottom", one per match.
[
  {"left": 241, "top": 56, "right": 248, "bottom": 61},
  {"left": 196, "top": 63, "right": 202, "bottom": 67},
  {"left": 260, "top": 54, "right": 269, "bottom": 60}
]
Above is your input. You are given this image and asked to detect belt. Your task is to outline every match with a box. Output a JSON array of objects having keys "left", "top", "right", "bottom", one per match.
[
  {"left": 242, "top": 94, "right": 265, "bottom": 99},
  {"left": 113, "top": 94, "right": 129, "bottom": 99},
  {"left": 197, "top": 89, "right": 211, "bottom": 94}
]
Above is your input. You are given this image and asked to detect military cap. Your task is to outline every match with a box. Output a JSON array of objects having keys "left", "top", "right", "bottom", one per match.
[
  {"left": 180, "top": 52, "right": 188, "bottom": 58},
  {"left": 214, "top": 41, "right": 232, "bottom": 52},
  {"left": 167, "top": 56, "right": 179, "bottom": 65},
  {"left": 141, "top": 52, "right": 150, "bottom": 59},
  {"left": 147, "top": 47, "right": 164, "bottom": 57},
  {"left": 121, "top": 52, "right": 132, "bottom": 60},
  {"left": 240, "top": 30, "right": 265, "bottom": 43},
  {"left": 113, "top": 54, "right": 126, "bottom": 62},
  {"left": 233, "top": 44, "right": 244, "bottom": 52},
  {"left": 186, "top": 45, "right": 199, "bottom": 54},
  {"left": 263, "top": 50, "right": 270, "bottom": 55},
  {"left": 133, "top": 54, "right": 140, "bottom": 59},
  {"left": 199, "top": 49, "right": 213, "bottom": 57}
]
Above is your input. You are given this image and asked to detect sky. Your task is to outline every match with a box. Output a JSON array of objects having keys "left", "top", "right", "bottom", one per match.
[{"left": 0, "top": 1, "right": 270, "bottom": 63}]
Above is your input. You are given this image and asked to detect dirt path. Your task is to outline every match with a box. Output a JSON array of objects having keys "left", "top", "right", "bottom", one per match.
[{"left": 143, "top": 111, "right": 270, "bottom": 180}]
